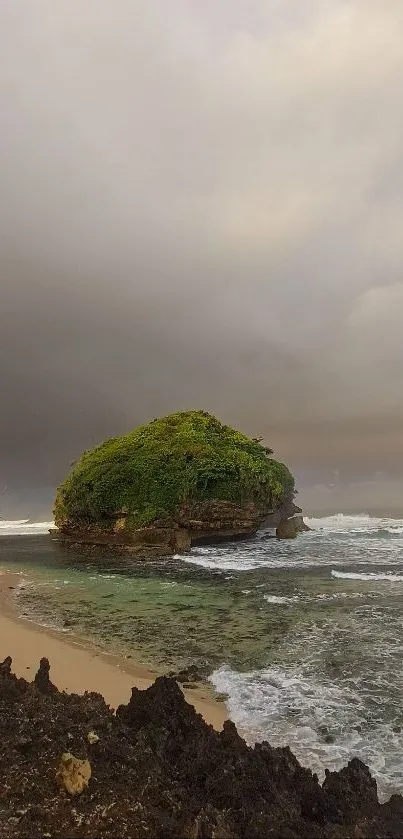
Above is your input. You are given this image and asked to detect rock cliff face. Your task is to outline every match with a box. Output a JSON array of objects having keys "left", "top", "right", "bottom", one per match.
[
  {"left": 1, "top": 656, "right": 402, "bottom": 839},
  {"left": 53, "top": 410, "right": 306, "bottom": 556}
]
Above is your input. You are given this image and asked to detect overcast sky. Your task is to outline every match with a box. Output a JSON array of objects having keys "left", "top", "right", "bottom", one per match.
[{"left": 1, "top": 0, "right": 403, "bottom": 516}]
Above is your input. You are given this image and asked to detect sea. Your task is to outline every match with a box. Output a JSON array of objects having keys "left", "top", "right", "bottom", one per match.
[{"left": 0, "top": 513, "right": 402, "bottom": 801}]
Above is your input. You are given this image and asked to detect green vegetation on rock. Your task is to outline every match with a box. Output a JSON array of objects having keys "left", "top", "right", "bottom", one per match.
[{"left": 54, "top": 410, "right": 295, "bottom": 529}]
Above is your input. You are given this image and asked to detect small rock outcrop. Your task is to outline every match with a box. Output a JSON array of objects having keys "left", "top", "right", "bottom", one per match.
[
  {"left": 33, "top": 656, "right": 58, "bottom": 695},
  {"left": 53, "top": 410, "right": 306, "bottom": 556},
  {"left": 276, "top": 514, "right": 310, "bottom": 539},
  {"left": 0, "top": 656, "right": 402, "bottom": 838}
]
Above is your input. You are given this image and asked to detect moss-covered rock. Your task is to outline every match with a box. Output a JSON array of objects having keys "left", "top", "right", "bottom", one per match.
[
  {"left": 54, "top": 410, "right": 296, "bottom": 554},
  {"left": 276, "top": 515, "right": 309, "bottom": 539}
]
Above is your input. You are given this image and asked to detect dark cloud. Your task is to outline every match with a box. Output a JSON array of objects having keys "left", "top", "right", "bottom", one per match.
[{"left": 1, "top": 0, "right": 403, "bottom": 517}]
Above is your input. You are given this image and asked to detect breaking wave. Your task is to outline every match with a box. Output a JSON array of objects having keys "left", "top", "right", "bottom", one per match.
[
  {"left": 181, "top": 512, "right": 403, "bottom": 572},
  {"left": 0, "top": 520, "right": 54, "bottom": 536},
  {"left": 331, "top": 570, "right": 403, "bottom": 583},
  {"left": 306, "top": 513, "right": 403, "bottom": 536},
  {"left": 210, "top": 663, "right": 403, "bottom": 801}
]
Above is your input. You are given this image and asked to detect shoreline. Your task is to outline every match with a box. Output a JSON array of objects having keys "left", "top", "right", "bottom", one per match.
[{"left": 0, "top": 568, "right": 228, "bottom": 730}]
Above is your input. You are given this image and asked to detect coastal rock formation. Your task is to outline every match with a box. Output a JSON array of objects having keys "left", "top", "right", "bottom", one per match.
[
  {"left": 264, "top": 499, "right": 303, "bottom": 528},
  {"left": 0, "top": 656, "right": 402, "bottom": 838},
  {"left": 53, "top": 410, "right": 305, "bottom": 555},
  {"left": 276, "top": 514, "right": 310, "bottom": 539}
]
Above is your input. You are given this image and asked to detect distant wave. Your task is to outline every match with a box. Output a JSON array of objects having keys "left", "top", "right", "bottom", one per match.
[
  {"left": 0, "top": 520, "right": 54, "bottom": 536},
  {"left": 331, "top": 570, "right": 403, "bottom": 583},
  {"left": 306, "top": 513, "right": 403, "bottom": 536}
]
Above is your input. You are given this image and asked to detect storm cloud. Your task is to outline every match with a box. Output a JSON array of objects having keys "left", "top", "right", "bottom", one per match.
[{"left": 1, "top": 0, "right": 403, "bottom": 516}]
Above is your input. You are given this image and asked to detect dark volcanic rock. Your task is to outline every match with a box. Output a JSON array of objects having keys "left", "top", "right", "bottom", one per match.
[
  {"left": 33, "top": 656, "right": 58, "bottom": 695},
  {"left": 0, "top": 655, "right": 12, "bottom": 676},
  {"left": 0, "top": 657, "right": 402, "bottom": 838},
  {"left": 168, "top": 663, "right": 204, "bottom": 684}
]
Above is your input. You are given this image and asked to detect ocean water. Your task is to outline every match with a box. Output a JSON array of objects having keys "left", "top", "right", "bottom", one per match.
[{"left": 0, "top": 513, "right": 403, "bottom": 800}]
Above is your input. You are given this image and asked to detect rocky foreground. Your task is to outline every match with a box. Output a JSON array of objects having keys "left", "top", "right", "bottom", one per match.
[{"left": 1, "top": 658, "right": 402, "bottom": 839}]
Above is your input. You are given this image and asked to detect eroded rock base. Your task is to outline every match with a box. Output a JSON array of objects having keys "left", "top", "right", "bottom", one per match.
[{"left": 53, "top": 499, "right": 310, "bottom": 556}]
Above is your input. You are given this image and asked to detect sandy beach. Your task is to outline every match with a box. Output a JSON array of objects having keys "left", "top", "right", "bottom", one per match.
[{"left": 0, "top": 569, "right": 227, "bottom": 730}]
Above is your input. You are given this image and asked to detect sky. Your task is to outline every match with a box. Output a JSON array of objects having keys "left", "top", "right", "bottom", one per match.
[{"left": 1, "top": 0, "right": 403, "bottom": 517}]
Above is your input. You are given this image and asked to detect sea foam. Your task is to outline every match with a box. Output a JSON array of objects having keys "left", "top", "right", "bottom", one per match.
[
  {"left": 210, "top": 663, "right": 403, "bottom": 801},
  {"left": 306, "top": 513, "right": 403, "bottom": 536},
  {"left": 0, "top": 520, "right": 54, "bottom": 536},
  {"left": 331, "top": 570, "right": 403, "bottom": 582}
]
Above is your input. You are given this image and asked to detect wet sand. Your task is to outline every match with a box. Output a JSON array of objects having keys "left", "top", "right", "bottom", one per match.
[{"left": 0, "top": 569, "right": 227, "bottom": 729}]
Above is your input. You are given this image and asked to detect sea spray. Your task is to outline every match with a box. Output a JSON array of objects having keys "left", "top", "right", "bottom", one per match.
[{"left": 0, "top": 520, "right": 54, "bottom": 536}]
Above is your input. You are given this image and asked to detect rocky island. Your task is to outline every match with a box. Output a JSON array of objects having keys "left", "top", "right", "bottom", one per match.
[{"left": 53, "top": 410, "right": 306, "bottom": 556}]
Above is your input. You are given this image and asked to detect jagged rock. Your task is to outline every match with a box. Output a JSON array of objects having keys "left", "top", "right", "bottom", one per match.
[
  {"left": 322, "top": 758, "right": 379, "bottom": 820},
  {"left": 33, "top": 657, "right": 57, "bottom": 694},
  {"left": 56, "top": 752, "right": 92, "bottom": 795},
  {"left": 0, "top": 656, "right": 12, "bottom": 676},
  {"left": 1, "top": 656, "right": 402, "bottom": 838},
  {"left": 116, "top": 675, "right": 206, "bottom": 737}
]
